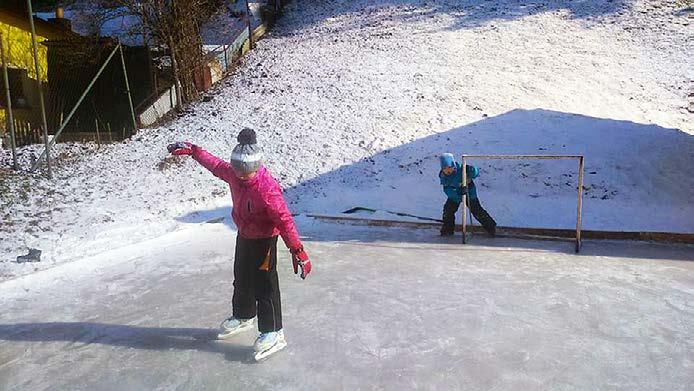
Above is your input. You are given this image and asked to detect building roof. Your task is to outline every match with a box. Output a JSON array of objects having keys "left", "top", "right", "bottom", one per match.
[{"left": 0, "top": 6, "right": 77, "bottom": 39}]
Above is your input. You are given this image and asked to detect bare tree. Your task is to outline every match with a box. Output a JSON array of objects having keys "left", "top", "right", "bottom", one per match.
[{"left": 82, "top": 0, "right": 226, "bottom": 105}]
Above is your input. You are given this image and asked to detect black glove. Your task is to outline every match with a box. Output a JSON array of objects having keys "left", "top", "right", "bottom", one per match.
[{"left": 167, "top": 141, "right": 195, "bottom": 155}]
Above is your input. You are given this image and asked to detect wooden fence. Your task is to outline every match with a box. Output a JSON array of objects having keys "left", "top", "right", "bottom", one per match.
[{"left": 10, "top": 118, "right": 42, "bottom": 146}]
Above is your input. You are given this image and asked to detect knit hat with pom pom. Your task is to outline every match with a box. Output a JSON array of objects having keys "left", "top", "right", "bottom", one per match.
[{"left": 230, "top": 128, "right": 262, "bottom": 175}]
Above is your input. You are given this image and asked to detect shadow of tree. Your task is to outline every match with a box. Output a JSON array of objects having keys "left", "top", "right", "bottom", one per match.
[
  {"left": 279, "top": 0, "right": 635, "bottom": 35},
  {"left": 177, "top": 108, "right": 693, "bottom": 259},
  {"left": 282, "top": 109, "right": 693, "bottom": 232}
]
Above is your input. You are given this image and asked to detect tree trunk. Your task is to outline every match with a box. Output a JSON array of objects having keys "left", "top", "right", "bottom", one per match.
[{"left": 168, "top": 0, "right": 203, "bottom": 104}]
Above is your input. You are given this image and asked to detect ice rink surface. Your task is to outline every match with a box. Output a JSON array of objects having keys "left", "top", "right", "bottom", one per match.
[{"left": 1, "top": 220, "right": 692, "bottom": 390}]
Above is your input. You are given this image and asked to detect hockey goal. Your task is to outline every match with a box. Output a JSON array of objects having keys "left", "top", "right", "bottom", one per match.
[{"left": 461, "top": 154, "right": 585, "bottom": 253}]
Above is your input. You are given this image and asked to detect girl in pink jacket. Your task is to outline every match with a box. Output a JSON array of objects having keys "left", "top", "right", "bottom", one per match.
[{"left": 168, "top": 128, "right": 311, "bottom": 361}]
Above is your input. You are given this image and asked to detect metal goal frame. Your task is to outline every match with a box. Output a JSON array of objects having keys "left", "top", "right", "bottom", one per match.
[{"left": 461, "top": 155, "right": 585, "bottom": 253}]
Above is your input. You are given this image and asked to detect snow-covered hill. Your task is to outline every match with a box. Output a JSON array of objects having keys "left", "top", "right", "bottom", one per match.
[{"left": 1, "top": 0, "right": 692, "bottom": 280}]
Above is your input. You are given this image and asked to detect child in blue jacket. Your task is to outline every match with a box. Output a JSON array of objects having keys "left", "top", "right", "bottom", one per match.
[{"left": 439, "top": 153, "right": 497, "bottom": 236}]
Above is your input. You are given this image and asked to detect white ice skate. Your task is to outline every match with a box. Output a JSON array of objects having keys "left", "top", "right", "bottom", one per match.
[
  {"left": 217, "top": 316, "right": 256, "bottom": 340},
  {"left": 253, "top": 329, "right": 287, "bottom": 361}
]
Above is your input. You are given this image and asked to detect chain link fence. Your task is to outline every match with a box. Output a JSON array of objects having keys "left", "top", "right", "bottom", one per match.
[
  {"left": 1, "top": 6, "right": 137, "bottom": 174},
  {"left": 1, "top": 0, "right": 283, "bottom": 175}
]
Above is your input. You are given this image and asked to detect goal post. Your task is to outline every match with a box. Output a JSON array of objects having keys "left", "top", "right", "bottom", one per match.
[{"left": 461, "top": 154, "right": 585, "bottom": 253}]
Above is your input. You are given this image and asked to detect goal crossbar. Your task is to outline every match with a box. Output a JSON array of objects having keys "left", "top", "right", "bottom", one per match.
[{"left": 461, "top": 154, "right": 585, "bottom": 253}]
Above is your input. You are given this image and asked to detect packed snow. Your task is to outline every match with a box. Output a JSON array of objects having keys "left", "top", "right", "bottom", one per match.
[
  {"left": 0, "top": 220, "right": 692, "bottom": 389},
  {"left": 1, "top": 0, "right": 693, "bottom": 281}
]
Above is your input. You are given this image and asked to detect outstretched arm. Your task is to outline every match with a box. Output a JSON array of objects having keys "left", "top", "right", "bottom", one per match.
[
  {"left": 192, "top": 148, "right": 237, "bottom": 184},
  {"left": 168, "top": 142, "right": 237, "bottom": 184}
]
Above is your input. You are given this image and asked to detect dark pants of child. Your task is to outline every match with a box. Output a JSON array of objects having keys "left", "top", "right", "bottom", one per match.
[
  {"left": 232, "top": 235, "right": 283, "bottom": 333},
  {"left": 441, "top": 198, "right": 497, "bottom": 236}
]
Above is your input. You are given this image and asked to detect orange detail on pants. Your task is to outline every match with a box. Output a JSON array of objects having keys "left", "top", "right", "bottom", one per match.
[{"left": 258, "top": 248, "right": 272, "bottom": 271}]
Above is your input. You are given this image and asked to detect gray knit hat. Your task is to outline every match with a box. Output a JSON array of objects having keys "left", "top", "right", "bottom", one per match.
[{"left": 230, "top": 128, "right": 262, "bottom": 175}]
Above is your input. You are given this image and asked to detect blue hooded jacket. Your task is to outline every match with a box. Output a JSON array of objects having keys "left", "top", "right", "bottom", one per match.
[{"left": 439, "top": 162, "right": 479, "bottom": 203}]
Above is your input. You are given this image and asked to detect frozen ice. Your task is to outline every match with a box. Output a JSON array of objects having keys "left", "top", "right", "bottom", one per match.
[{"left": 0, "top": 220, "right": 692, "bottom": 390}]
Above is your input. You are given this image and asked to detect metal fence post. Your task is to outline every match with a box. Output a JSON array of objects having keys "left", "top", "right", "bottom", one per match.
[
  {"left": 0, "top": 32, "right": 18, "bottom": 170},
  {"left": 223, "top": 44, "right": 228, "bottom": 70},
  {"left": 461, "top": 156, "right": 468, "bottom": 244},
  {"left": 168, "top": 36, "right": 182, "bottom": 110},
  {"left": 576, "top": 156, "right": 585, "bottom": 253},
  {"left": 118, "top": 43, "right": 138, "bottom": 133},
  {"left": 94, "top": 118, "right": 101, "bottom": 149},
  {"left": 27, "top": 0, "right": 51, "bottom": 178},
  {"left": 246, "top": 0, "right": 253, "bottom": 49}
]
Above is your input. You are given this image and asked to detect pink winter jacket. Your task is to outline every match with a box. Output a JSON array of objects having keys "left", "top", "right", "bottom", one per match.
[{"left": 192, "top": 147, "right": 302, "bottom": 251}]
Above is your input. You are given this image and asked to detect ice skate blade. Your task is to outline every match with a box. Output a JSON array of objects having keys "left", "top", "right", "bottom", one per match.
[
  {"left": 217, "top": 324, "right": 254, "bottom": 340},
  {"left": 253, "top": 340, "right": 287, "bottom": 361}
]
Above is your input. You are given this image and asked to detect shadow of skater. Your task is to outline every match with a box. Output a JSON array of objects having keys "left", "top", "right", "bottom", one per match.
[{"left": 0, "top": 322, "right": 255, "bottom": 363}]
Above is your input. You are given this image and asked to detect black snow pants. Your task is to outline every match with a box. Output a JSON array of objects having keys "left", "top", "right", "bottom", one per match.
[
  {"left": 232, "top": 235, "right": 282, "bottom": 333},
  {"left": 441, "top": 198, "right": 497, "bottom": 236}
]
